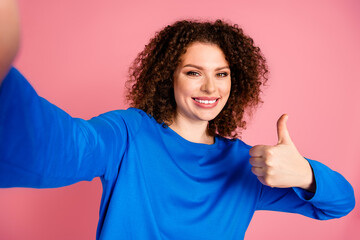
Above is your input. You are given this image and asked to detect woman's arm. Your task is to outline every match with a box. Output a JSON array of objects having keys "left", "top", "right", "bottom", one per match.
[
  {"left": 256, "top": 159, "right": 355, "bottom": 219},
  {"left": 249, "top": 115, "right": 355, "bottom": 219},
  {"left": 0, "top": 0, "right": 20, "bottom": 85},
  {"left": 0, "top": 68, "right": 131, "bottom": 188}
]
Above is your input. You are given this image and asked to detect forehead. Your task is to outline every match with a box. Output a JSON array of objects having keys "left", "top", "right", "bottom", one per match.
[{"left": 179, "top": 42, "right": 229, "bottom": 68}]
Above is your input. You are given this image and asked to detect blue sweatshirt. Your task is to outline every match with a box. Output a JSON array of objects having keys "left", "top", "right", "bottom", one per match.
[{"left": 0, "top": 68, "right": 355, "bottom": 239}]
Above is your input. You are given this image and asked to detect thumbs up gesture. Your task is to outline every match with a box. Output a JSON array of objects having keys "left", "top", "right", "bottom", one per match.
[{"left": 249, "top": 114, "right": 315, "bottom": 191}]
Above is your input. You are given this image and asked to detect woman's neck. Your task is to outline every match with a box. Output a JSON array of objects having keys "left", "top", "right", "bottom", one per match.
[{"left": 168, "top": 114, "right": 214, "bottom": 145}]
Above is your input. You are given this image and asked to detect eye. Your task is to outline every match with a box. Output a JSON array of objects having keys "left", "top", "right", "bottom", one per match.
[
  {"left": 217, "top": 72, "right": 229, "bottom": 77},
  {"left": 186, "top": 71, "right": 200, "bottom": 77}
]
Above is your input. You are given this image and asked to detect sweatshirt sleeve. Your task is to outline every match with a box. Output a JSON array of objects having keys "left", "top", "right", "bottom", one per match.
[
  {"left": 255, "top": 158, "right": 355, "bottom": 220},
  {"left": 0, "top": 68, "right": 133, "bottom": 188}
]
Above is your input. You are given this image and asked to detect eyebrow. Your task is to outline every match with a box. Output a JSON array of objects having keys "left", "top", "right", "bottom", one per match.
[{"left": 183, "top": 64, "right": 230, "bottom": 71}]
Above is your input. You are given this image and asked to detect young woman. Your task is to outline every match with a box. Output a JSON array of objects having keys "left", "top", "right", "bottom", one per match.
[{"left": 0, "top": 0, "right": 355, "bottom": 239}]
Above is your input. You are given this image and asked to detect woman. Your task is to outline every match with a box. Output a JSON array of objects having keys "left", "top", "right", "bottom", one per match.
[{"left": 0, "top": 0, "right": 355, "bottom": 239}]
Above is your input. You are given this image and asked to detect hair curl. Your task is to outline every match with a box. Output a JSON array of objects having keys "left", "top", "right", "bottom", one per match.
[{"left": 126, "top": 19, "right": 268, "bottom": 138}]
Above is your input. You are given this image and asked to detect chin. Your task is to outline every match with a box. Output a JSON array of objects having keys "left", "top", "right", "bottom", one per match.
[{"left": 197, "top": 112, "right": 221, "bottom": 122}]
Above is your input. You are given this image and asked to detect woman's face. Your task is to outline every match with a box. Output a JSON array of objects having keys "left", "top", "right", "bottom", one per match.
[{"left": 173, "top": 42, "right": 231, "bottom": 124}]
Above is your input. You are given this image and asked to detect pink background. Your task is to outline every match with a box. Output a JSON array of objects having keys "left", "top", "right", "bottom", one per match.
[{"left": 1, "top": 0, "right": 359, "bottom": 239}]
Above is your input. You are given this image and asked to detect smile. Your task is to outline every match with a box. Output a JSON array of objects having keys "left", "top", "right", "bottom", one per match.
[{"left": 192, "top": 97, "right": 220, "bottom": 108}]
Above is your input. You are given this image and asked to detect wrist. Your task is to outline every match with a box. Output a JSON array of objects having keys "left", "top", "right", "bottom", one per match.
[{"left": 298, "top": 158, "right": 316, "bottom": 192}]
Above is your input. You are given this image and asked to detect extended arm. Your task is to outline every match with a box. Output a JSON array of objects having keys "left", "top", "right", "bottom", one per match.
[
  {"left": 0, "top": 0, "right": 20, "bottom": 85},
  {"left": 0, "top": 68, "right": 128, "bottom": 188}
]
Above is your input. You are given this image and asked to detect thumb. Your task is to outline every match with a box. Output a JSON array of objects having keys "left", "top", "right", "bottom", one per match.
[{"left": 277, "top": 114, "right": 292, "bottom": 145}]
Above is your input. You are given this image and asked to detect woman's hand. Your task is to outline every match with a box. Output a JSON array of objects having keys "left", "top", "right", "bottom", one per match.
[
  {"left": 0, "top": 0, "right": 20, "bottom": 85},
  {"left": 249, "top": 114, "right": 316, "bottom": 192}
]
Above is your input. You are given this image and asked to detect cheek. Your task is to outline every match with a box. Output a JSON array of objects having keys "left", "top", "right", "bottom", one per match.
[
  {"left": 220, "top": 80, "right": 231, "bottom": 97},
  {"left": 219, "top": 81, "right": 231, "bottom": 106},
  {"left": 173, "top": 79, "right": 189, "bottom": 107},
  {"left": 174, "top": 78, "right": 192, "bottom": 98}
]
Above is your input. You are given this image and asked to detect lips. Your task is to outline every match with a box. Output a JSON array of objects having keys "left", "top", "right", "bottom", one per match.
[{"left": 192, "top": 97, "right": 219, "bottom": 108}]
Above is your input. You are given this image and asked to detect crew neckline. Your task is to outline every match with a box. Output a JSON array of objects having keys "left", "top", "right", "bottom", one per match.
[{"left": 163, "top": 124, "right": 220, "bottom": 149}]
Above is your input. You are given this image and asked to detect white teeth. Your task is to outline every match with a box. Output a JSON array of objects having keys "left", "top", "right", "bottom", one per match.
[{"left": 194, "top": 99, "right": 217, "bottom": 104}]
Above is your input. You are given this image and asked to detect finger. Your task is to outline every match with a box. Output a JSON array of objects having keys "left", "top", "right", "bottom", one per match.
[
  {"left": 251, "top": 166, "right": 265, "bottom": 177},
  {"left": 249, "top": 157, "right": 265, "bottom": 167},
  {"left": 277, "top": 114, "right": 292, "bottom": 145},
  {"left": 249, "top": 145, "right": 266, "bottom": 157}
]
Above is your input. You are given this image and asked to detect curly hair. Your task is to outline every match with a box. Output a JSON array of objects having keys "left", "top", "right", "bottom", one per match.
[{"left": 126, "top": 19, "right": 268, "bottom": 138}]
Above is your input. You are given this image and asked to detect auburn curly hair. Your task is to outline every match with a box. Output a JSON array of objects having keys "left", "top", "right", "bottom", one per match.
[{"left": 126, "top": 19, "right": 268, "bottom": 138}]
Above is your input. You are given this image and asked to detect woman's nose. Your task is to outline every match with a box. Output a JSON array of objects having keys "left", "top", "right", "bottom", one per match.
[{"left": 200, "top": 75, "right": 216, "bottom": 93}]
